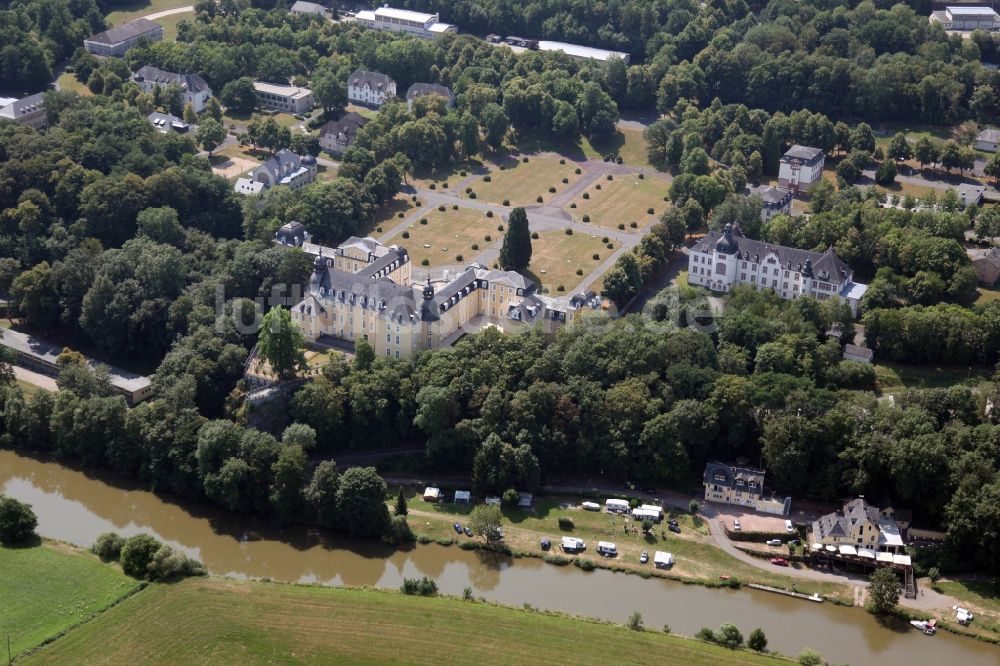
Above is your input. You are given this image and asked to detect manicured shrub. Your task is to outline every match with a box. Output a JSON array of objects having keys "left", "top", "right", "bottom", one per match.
[
  {"left": 421, "top": 259, "right": 429, "bottom": 266},
  {"left": 402, "top": 231, "right": 410, "bottom": 238},
  {"left": 570, "top": 203, "right": 577, "bottom": 208},
  {"left": 420, "top": 218, "right": 428, "bottom": 225},
  {"left": 522, "top": 156, "right": 529, "bottom": 163},
  {"left": 595, "top": 184, "right": 602, "bottom": 190},
  {"left": 486, "top": 210, "right": 494, "bottom": 217},
  {"left": 606, "top": 174, "right": 613, "bottom": 181},
  {"left": 557, "top": 285, "right": 565, "bottom": 291},
  {"left": 536, "top": 195, "right": 543, "bottom": 203},
  {"left": 592, "top": 253, "right": 600, "bottom": 260},
  {"left": 469, "top": 192, "right": 477, "bottom": 199},
  {"left": 582, "top": 215, "right": 591, "bottom": 222},
  {"left": 485, "top": 235, "right": 492, "bottom": 241},
  {"left": 460, "top": 170, "right": 467, "bottom": 176},
  {"left": 443, "top": 182, "right": 449, "bottom": 188},
  {"left": 638, "top": 173, "right": 645, "bottom": 179},
  {"left": 617, "top": 223, "right": 625, "bottom": 229},
  {"left": 576, "top": 268, "right": 583, "bottom": 275},
  {"left": 452, "top": 204, "right": 459, "bottom": 210},
  {"left": 92, "top": 532, "right": 125, "bottom": 560},
  {"left": 606, "top": 243, "right": 614, "bottom": 249},
  {"left": 499, "top": 165, "right": 505, "bottom": 170},
  {"left": 601, "top": 236, "right": 609, "bottom": 243},
  {"left": 503, "top": 199, "right": 510, "bottom": 206},
  {"left": 646, "top": 208, "right": 654, "bottom": 214},
  {"left": 565, "top": 228, "right": 573, "bottom": 235},
  {"left": 466, "top": 186, "right": 473, "bottom": 194},
  {"left": 472, "top": 243, "right": 479, "bottom": 250},
  {"left": 559, "top": 158, "right": 566, "bottom": 164},
  {"left": 498, "top": 225, "right": 504, "bottom": 231},
  {"left": 429, "top": 183, "right": 436, "bottom": 189},
  {"left": 412, "top": 195, "right": 418, "bottom": 202},
  {"left": 663, "top": 196, "right": 669, "bottom": 202},
  {"left": 438, "top": 205, "right": 446, "bottom": 211},
  {"left": 583, "top": 192, "right": 590, "bottom": 199},
  {"left": 456, "top": 254, "right": 464, "bottom": 262},
  {"left": 575, "top": 167, "right": 581, "bottom": 174},
  {"left": 562, "top": 177, "right": 568, "bottom": 183},
  {"left": 630, "top": 222, "right": 638, "bottom": 228},
  {"left": 548, "top": 186, "right": 556, "bottom": 193},
  {"left": 531, "top": 232, "right": 539, "bottom": 239},
  {"left": 484, "top": 175, "right": 492, "bottom": 182}
]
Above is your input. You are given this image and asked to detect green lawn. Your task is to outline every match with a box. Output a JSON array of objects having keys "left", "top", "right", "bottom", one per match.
[
  {"left": 874, "top": 362, "right": 994, "bottom": 392},
  {"left": 527, "top": 230, "right": 609, "bottom": 293},
  {"left": 570, "top": 175, "right": 667, "bottom": 231},
  {"left": 105, "top": 0, "right": 192, "bottom": 24},
  {"left": 154, "top": 10, "right": 194, "bottom": 40},
  {"left": 975, "top": 287, "right": 1000, "bottom": 306},
  {"left": 56, "top": 72, "right": 91, "bottom": 96},
  {"left": 473, "top": 156, "right": 582, "bottom": 207},
  {"left": 1, "top": 542, "right": 141, "bottom": 659},
  {"left": 382, "top": 207, "right": 495, "bottom": 267},
  {"left": 25, "top": 577, "right": 786, "bottom": 666}
]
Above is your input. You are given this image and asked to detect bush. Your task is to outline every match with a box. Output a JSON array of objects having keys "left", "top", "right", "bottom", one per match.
[
  {"left": 592, "top": 253, "right": 600, "bottom": 260},
  {"left": 601, "top": 236, "right": 609, "bottom": 243},
  {"left": 531, "top": 232, "right": 539, "bottom": 239},
  {"left": 576, "top": 269, "right": 583, "bottom": 275},
  {"left": 460, "top": 170, "right": 467, "bottom": 176},
  {"left": 928, "top": 567, "right": 941, "bottom": 582},
  {"left": 463, "top": 586, "right": 473, "bottom": 600},
  {"left": 503, "top": 199, "right": 510, "bottom": 206},
  {"left": 548, "top": 186, "right": 556, "bottom": 193},
  {"left": 120, "top": 534, "right": 163, "bottom": 578},
  {"left": 595, "top": 184, "right": 602, "bottom": 190},
  {"left": 452, "top": 204, "right": 459, "bottom": 210},
  {"left": 469, "top": 192, "right": 477, "bottom": 199},
  {"left": 646, "top": 208, "right": 654, "bottom": 214},
  {"left": 748, "top": 628, "right": 768, "bottom": 652},
  {"left": 583, "top": 192, "right": 590, "bottom": 199},
  {"left": 574, "top": 558, "right": 596, "bottom": 571},
  {"left": 472, "top": 243, "right": 479, "bottom": 250},
  {"left": 582, "top": 215, "right": 590, "bottom": 222},
  {"left": 429, "top": 183, "right": 436, "bottom": 190},
  {"left": 498, "top": 225, "right": 504, "bottom": 231},
  {"left": 696, "top": 628, "right": 716, "bottom": 642},
  {"left": 638, "top": 173, "right": 645, "bottom": 179},
  {"left": 499, "top": 165, "right": 505, "bottom": 170},
  {"left": 557, "top": 285, "right": 565, "bottom": 291},
  {"left": 438, "top": 205, "right": 446, "bottom": 211},
  {"left": 147, "top": 544, "right": 206, "bottom": 581},
  {"left": 559, "top": 158, "right": 566, "bottom": 164},
  {"left": 486, "top": 210, "right": 494, "bottom": 218},
  {"left": 617, "top": 223, "right": 625, "bottom": 230},
  {"left": 436, "top": 537, "right": 455, "bottom": 546},
  {"left": 522, "top": 156, "right": 529, "bottom": 163},
  {"left": 92, "top": 532, "right": 125, "bottom": 560},
  {"left": 484, "top": 175, "right": 492, "bottom": 182},
  {"left": 544, "top": 554, "right": 571, "bottom": 565},
  {"left": 606, "top": 243, "right": 614, "bottom": 249},
  {"left": 536, "top": 196, "right": 543, "bottom": 203},
  {"left": 485, "top": 235, "right": 492, "bottom": 242},
  {"left": 420, "top": 218, "right": 428, "bottom": 225},
  {"left": 402, "top": 231, "right": 410, "bottom": 239},
  {"left": 570, "top": 203, "right": 576, "bottom": 208},
  {"left": 565, "top": 228, "right": 573, "bottom": 235},
  {"left": 421, "top": 259, "right": 429, "bottom": 266},
  {"left": 443, "top": 182, "right": 449, "bottom": 188},
  {"left": 456, "top": 255, "right": 464, "bottom": 262},
  {"left": 411, "top": 195, "right": 418, "bottom": 202},
  {"left": 0, "top": 495, "right": 37, "bottom": 544},
  {"left": 417, "top": 534, "right": 433, "bottom": 544},
  {"left": 716, "top": 623, "right": 744, "bottom": 649},
  {"left": 575, "top": 167, "right": 581, "bottom": 174},
  {"left": 630, "top": 222, "right": 638, "bottom": 228},
  {"left": 689, "top": 499, "right": 700, "bottom": 514},
  {"left": 797, "top": 649, "right": 824, "bottom": 666},
  {"left": 502, "top": 488, "right": 520, "bottom": 505},
  {"left": 558, "top": 516, "right": 574, "bottom": 530},
  {"left": 626, "top": 611, "right": 643, "bottom": 631},
  {"left": 562, "top": 177, "right": 568, "bottom": 183},
  {"left": 606, "top": 174, "right": 613, "bottom": 181},
  {"left": 466, "top": 186, "right": 473, "bottom": 194},
  {"left": 401, "top": 576, "right": 439, "bottom": 596}
]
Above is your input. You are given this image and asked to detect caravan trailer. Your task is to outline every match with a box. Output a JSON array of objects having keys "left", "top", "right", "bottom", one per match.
[
  {"left": 596, "top": 541, "right": 618, "bottom": 557},
  {"left": 605, "top": 498, "right": 630, "bottom": 514}
]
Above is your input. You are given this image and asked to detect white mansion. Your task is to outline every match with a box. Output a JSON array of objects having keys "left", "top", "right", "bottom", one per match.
[{"left": 689, "top": 224, "right": 868, "bottom": 314}]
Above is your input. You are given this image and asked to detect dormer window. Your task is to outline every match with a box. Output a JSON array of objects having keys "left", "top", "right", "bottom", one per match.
[
  {"left": 714, "top": 474, "right": 726, "bottom": 482},
  {"left": 736, "top": 479, "right": 745, "bottom": 487}
]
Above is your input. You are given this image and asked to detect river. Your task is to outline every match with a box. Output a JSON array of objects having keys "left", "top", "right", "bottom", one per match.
[{"left": 1, "top": 449, "right": 997, "bottom": 665}]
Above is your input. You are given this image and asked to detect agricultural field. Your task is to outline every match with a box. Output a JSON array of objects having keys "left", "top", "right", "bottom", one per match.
[
  {"left": 25, "top": 577, "right": 785, "bottom": 666},
  {"left": 473, "top": 156, "right": 582, "bottom": 207},
  {"left": 384, "top": 207, "right": 496, "bottom": 268},
  {"left": 1, "top": 542, "right": 141, "bottom": 659},
  {"left": 528, "top": 231, "right": 609, "bottom": 293},
  {"left": 570, "top": 175, "right": 667, "bottom": 231}
]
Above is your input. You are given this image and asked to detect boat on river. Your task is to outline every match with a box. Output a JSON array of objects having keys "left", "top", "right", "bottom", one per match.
[{"left": 910, "top": 619, "right": 937, "bottom": 635}]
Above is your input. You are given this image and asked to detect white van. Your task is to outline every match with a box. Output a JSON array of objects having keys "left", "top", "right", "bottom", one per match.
[
  {"left": 596, "top": 541, "right": 618, "bottom": 557},
  {"left": 785, "top": 520, "right": 795, "bottom": 533},
  {"left": 561, "top": 536, "right": 586, "bottom": 553}
]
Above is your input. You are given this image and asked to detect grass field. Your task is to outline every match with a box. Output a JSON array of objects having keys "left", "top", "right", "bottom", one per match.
[
  {"left": 512, "top": 126, "right": 648, "bottom": 167},
  {"left": 527, "top": 231, "right": 608, "bottom": 293},
  {"left": 25, "top": 577, "right": 785, "bottom": 665},
  {"left": 154, "top": 10, "right": 193, "bottom": 40},
  {"left": 386, "top": 207, "right": 495, "bottom": 267},
  {"left": 402, "top": 493, "right": 851, "bottom": 603},
  {"left": 410, "top": 163, "right": 477, "bottom": 191},
  {"left": 105, "top": 0, "right": 191, "bottom": 24},
  {"left": 56, "top": 72, "right": 91, "bottom": 96},
  {"left": 874, "top": 362, "right": 993, "bottom": 393},
  {"left": 1, "top": 542, "right": 141, "bottom": 659},
  {"left": 474, "top": 156, "right": 582, "bottom": 206},
  {"left": 364, "top": 194, "right": 419, "bottom": 235},
  {"left": 975, "top": 287, "right": 1000, "bottom": 305},
  {"left": 570, "top": 175, "right": 667, "bottom": 231}
]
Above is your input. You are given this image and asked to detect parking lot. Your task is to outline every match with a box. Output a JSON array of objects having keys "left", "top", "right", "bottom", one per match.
[{"left": 710, "top": 505, "right": 790, "bottom": 533}]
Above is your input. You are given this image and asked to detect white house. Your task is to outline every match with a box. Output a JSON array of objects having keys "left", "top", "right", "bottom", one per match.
[
  {"left": 931, "top": 5, "right": 1000, "bottom": 31},
  {"left": 354, "top": 6, "right": 456, "bottom": 38},
  {"left": 688, "top": 224, "right": 868, "bottom": 314},
  {"left": 253, "top": 82, "right": 314, "bottom": 114},
  {"left": 0, "top": 93, "right": 47, "bottom": 129},
  {"left": 749, "top": 184, "right": 792, "bottom": 222},
  {"left": 778, "top": 145, "right": 825, "bottom": 193},
  {"left": 348, "top": 70, "right": 396, "bottom": 108},
  {"left": 975, "top": 128, "right": 1000, "bottom": 153},
  {"left": 956, "top": 183, "right": 986, "bottom": 208},
  {"left": 234, "top": 150, "right": 316, "bottom": 195},
  {"left": 133, "top": 65, "right": 213, "bottom": 113}
]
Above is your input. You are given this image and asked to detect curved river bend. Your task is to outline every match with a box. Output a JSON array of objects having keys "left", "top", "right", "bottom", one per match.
[{"left": 1, "top": 450, "right": 997, "bottom": 665}]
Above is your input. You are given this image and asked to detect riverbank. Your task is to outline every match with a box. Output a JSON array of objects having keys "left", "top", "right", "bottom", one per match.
[{"left": 12, "top": 542, "right": 787, "bottom": 665}]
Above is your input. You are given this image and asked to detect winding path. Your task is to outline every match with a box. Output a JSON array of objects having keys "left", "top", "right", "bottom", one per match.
[{"left": 131, "top": 5, "right": 193, "bottom": 21}]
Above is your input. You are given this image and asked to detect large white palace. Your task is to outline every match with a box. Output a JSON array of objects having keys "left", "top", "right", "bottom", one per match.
[
  {"left": 274, "top": 224, "right": 600, "bottom": 358},
  {"left": 688, "top": 224, "right": 867, "bottom": 314}
]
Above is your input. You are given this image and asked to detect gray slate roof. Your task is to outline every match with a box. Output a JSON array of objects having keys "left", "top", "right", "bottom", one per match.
[
  {"left": 692, "top": 230, "right": 852, "bottom": 284},
  {"left": 405, "top": 82, "right": 454, "bottom": 103},
  {"left": 0, "top": 92, "right": 45, "bottom": 120},
  {"left": 812, "top": 498, "right": 880, "bottom": 540},
  {"left": 703, "top": 462, "right": 764, "bottom": 492},
  {"left": 782, "top": 144, "right": 824, "bottom": 162},
  {"left": 87, "top": 18, "right": 161, "bottom": 45},
  {"left": 969, "top": 247, "right": 1000, "bottom": 268},
  {"left": 290, "top": 0, "right": 327, "bottom": 14},
  {"left": 750, "top": 184, "right": 792, "bottom": 207},
  {"left": 349, "top": 70, "right": 395, "bottom": 89},
  {"left": 843, "top": 344, "right": 874, "bottom": 361},
  {"left": 977, "top": 128, "right": 1000, "bottom": 143},
  {"left": 134, "top": 65, "right": 211, "bottom": 94},
  {"left": 319, "top": 112, "right": 369, "bottom": 141}
]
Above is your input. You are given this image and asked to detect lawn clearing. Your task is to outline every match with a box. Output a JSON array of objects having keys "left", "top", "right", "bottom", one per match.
[
  {"left": 25, "top": 577, "right": 785, "bottom": 666},
  {"left": 388, "top": 207, "right": 495, "bottom": 267},
  {"left": 975, "top": 287, "right": 1000, "bottom": 306},
  {"left": 105, "top": 0, "right": 192, "bottom": 23},
  {"left": 364, "top": 194, "right": 419, "bottom": 236},
  {"left": 570, "top": 175, "right": 666, "bottom": 231},
  {"left": 315, "top": 162, "right": 339, "bottom": 182},
  {"left": 528, "top": 230, "right": 609, "bottom": 293},
  {"left": 154, "top": 10, "right": 193, "bottom": 40},
  {"left": 411, "top": 163, "right": 477, "bottom": 191},
  {"left": 1, "top": 542, "right": 141, "bottom": 659},
  {"left": 589, "top": 125, "right": 650, "bottom": 167},
  {"left": 874, "top": 362, "right": 993, "bottom": 393},
  {"left": 56, "top": 72, "right": 91, "bottom": 96},
  {"left": 473, "top": 156, "right": 582, "bottom": 206}
]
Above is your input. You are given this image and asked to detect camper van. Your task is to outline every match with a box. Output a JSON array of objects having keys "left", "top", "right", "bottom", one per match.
[
  {"left": 605, "top": 498, "right": 630, "bottom": 514},
  {"left": 561, "top": 536, "right": 586, "bottom": 553},
  {"left": 596, "top": 541, "right": 618, "bottom": 557}
]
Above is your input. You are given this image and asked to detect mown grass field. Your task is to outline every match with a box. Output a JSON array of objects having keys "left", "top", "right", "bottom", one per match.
[
  {"left": 154, "top": 10, "right": 193, "bottom": 40},
  {"left": 401, "top": 493, "right": 852, "bottom": 604},
  {"left": 25, "top": 577, "right": 787, "bottom": 665},
  {"left": 105, "top": 0, "right": 191, "bottom": 24},
  {"left": 570, "top": 175, "right": 667, "bottom": 231},
  {"left": 55, "top": 72, "right": 91, "bottom": 96},
  {"left": 527, "top": 230, "right": 609, "bottom": 293},
  {"left": 474, "top": 156, "right": 582, "bottom": 206},
  {"left": 1, "top": 542, "right": 141, "bottom": 659},
  {"left": 385, "top": 207, "right": 495, "bottom": 267},
  {"left": 873, "top": 362, "right": 993, "bottom": 393}
]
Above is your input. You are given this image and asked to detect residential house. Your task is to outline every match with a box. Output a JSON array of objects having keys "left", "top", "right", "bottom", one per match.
[
  {"left": 283, "top": 236, "right": 596, "bottom": 358},
  {"left": 253, "top": 82, "right": 314, "bottom": 114},
  {"left": 778, "top": 145, "right": 825, "bottom": 193},
  {"left": 749, "top": 184, "right": 792, "bottom": 222},
  {"left": 354, "top": 6, "right": 456, "bottom": 38},
  {"left": 405, "top": 83, "right": 454, "bottom": 111},
  {"left": 843, "top": 344, "right": 874, "bottom": 364},
  {"left": 84, "top": 18, "right": 163, "bottom": 57},
  {"left": 688, "top": 224, "right": 869, "bottom": 314},
  {"left": 290, "top": 0, "right": 327, "bottom": 16},
  {"left": 274, "top": 221, "right": 311, "bottom": 247},
  {"left": 348, "top": 70, "right": 396, "bottom": 108},
  {"left": 318, "top": 112, "right": 369, "bottom": 155},
  {"left": 955, "top": 183, "right": 985, "bottom": 208},
  {"left": 967, "top": 247, "right": 1000, "bottom": 286},
  {"left": 811, "top": 497, "right": 906, "bottom": 553},
  {"left": 975, "top": 128, "right": 1000, "bottom": 153},
  {"left": 0, "top": 93, "right": 47, "bottom": 129},
  {"left": 931, "top": 5, "right": 1000, "bottom": 31},
  {"left": 133, "top": 65, "right": 213, "bottom": 113},
  {"left": 234, "top": 150, "right": 316, "bottom": 195},
  {"left": 147, "top": 111, "right": 190, "bottom": 133},
  {"left": 703, "top": 462, "right": 765, "bottom": 509}
]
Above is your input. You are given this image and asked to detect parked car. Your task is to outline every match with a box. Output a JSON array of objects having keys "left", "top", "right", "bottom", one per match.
[
  {"left": 785, "top": 519, "right": 795, "bottom": 533},
  {"left": 766, "top": 539, "right": 782, "bottom": 547},
  {"left": 667, "top": 518, "right": 679, "bottom": 527},
  {"left": 464, "top": 526, "right": 473, "bottom": 537},
  {"left": 668, "top": 523, "right": 681, "bottom": 534},
  {"left": 540, "top": 537, "right": 551, "bottom": 551},
  {"left": 640, "top": 550, "right": 649, "bottom": 564},
  {"left": 771, "top": 557, "right": 789, "bottom": 566},
  {"left": 733, "top": 519, "right": 741, "bottom": 532},
  {"left": 453, "top": 522, "right": 462, "bottom": 534}
]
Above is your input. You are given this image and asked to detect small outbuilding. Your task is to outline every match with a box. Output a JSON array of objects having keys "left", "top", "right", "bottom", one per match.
[
  {"left": 975, "top": 128, "right": 1000, "bottom": 153},
  {"left": 654, "top": 551, "right": 674, "bottom": 569},
  {"left": 423, "top": 487, "right": 441, "bottom": 502},
  {"left": 454, "top": 490, "right": 471, "bottom": 504},
  {"left": 843, "top": 344, "right": 874, "bottom": 364}
]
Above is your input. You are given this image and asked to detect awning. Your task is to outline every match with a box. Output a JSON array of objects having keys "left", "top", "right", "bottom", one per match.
[
  {"left": 858, "top": 548, "right": 876, "bottom": 559},
  {"left": 838, "top": 545, "right": 857, "bottom": 556},
  {"left": 892, "top": 554, "right": 911, "bottom": 566},
  {"left": 876, "top": 552, "right": 893, "bottom": 563}
]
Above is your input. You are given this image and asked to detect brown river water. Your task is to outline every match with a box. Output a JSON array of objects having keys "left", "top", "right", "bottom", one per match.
[{"left": 1, "top": 449, "right": 998, "bottom": 665}]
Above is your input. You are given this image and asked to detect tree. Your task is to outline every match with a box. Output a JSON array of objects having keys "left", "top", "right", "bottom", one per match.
[
  {"left": 0, "top": 495, "right": 37, "bottom": 544},
  {"left": 849, "top": 123, "right": 876, "bottom": 153},
  {"left": 747, "top": 628, "right": 768, "bottom": 652},
  {"left": 715, "top": 623, "right": 744, "bottom": 649},
  {"left": 468, "top": 503, "right": 503, "bottom": 543},
  {"left": 120, "top": 533, "right": 163, "bottom": 578},
  {"left": 304, "top": 460, "right": 340, "bottom": 528},
  {"left": 269, "top": 444, "right": 308, "bottom": 524},
  {"left": 875, "top": 159, "right": 897, "bottom": 186},
  {"left": 689, "top": 499, "right": 699, "bottom": 514},
  {"left": 394, "top": 486, "right": 408, "bottom": 516},
  {"left": 887, "top": 133, "right": 912, "bottom": 162},
  {"left": 985, "top": 152, "right": 1000, "bottom": 184},
  {"left": 626, "top": 610, "right": 643, "bottom": 631},
  {"left": 182, "top": 101, "right": 197, "bottom": 125},
  {"left": 481, "top": 102, "right": 509, "bottom": 151},
  {"left": 137, "top": 207, "right": 184, "bottom": 245},
  {"left": 797, "top": 648, "right": 823, "bottom": 666},
  {"left": 311, "top": 68, "right": 347, "bottom": 114},
  {"left": 914, "top": 137, "right": 938, "bottom": 170},
  {"left": 196, "top": 118, "right": 226, "bottom": 156},
  {"left": 353, "top": 338, "right": 375, "bottom": 372},
  {"left": 220, "top": 77, "right": 257, "bottom": 114},
  {"left": 335, "top": 467, "right": 390, "bottom": 537},
  {"left": 91, "top": 531, "right": 125, "bottom": 560},
  {"left": 258, "top": 308, "right": 306, "bottom": 379},
  {"left": 499, "top": 207, "right": 531, "bottom": 271},
  {"left": 281, "top": 423, "right": 316, "bottom": 451},
  {"left": 867, "top": 567, "right": 902, "bottom": 615}
]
